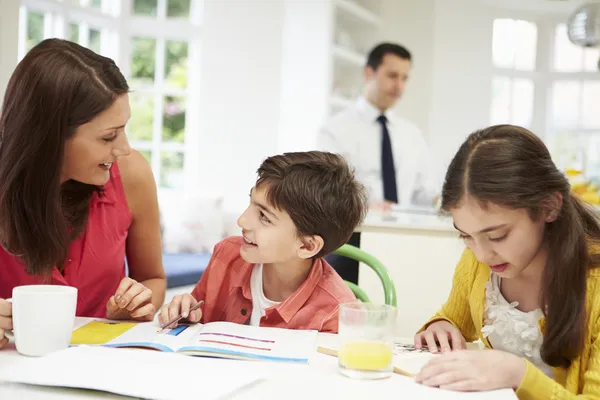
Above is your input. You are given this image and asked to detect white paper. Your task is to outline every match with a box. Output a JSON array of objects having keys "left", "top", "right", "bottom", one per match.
[{"left": 0, "top": 346, "right": 265, "bottom": 400}]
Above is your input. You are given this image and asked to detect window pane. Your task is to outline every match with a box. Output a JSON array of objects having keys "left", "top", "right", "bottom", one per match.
[
  {"left": 69, "top": 23, "right": 79, "bottom": 43},
  {"left": 91, "top": 0, "right": 102, "bottom": 8},
  {"left": 131, "top": 37, "right": 156, "bottom": 86},
  {"left": 552, "top": 81, "right": 581, "bottom": 128},
  {"left": 490, "top": 76, "right": 511, "bottom": 125},
  {"left": 554, "top": 24, "right": 583, "bottom": 72},
  {"left": 584, "top": 48, "right": 600, "bottom": 72},
  {"left": 167, "top": 0, "right": 190, "bottom": 18},
  {"left": 165, "top": 40, "right": 188, "bottom": 89},
  {"left": 492, "top": 19, "right": 536, "bottom": 70},
  {"left": 133, "top": 0, "right": 158, "bottom": 16},
  {"left": 511, "top": 79, "right": 534, "bottom": 128},
  {"left": 160, "top": 152, "right": 184, "bottom": 189},
  {"left": 26, "top": 11, "right": 44, "bottom": 52},
  {"left": 492, "top": 19, "right": 515, "bottom": 68},
  {"left": 128, "top": 93, "right": 154, "bottom": 141},
  {"left": 163, "top": 96, "right": 186, "bottom": 143},
  {"left": 514, "top": 20, "right": 537, "bottom": 71},
  {"left": 89, "top": 29, "right": 101, "bottom": 53},
  {"left": 582, "top": 81, "right": 600, "bottom": 128},
  {"left": 139, "top": 150, "right": 152, "bottom": 165}
]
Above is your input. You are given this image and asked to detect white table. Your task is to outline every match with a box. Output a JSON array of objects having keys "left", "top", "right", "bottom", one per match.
[{"left": 0, "top": 318, "right": 516, "bottom": 400}]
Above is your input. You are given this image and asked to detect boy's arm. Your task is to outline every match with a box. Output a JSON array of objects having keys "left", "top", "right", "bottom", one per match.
[
  {"left": 190, "top": 241, "right": 227, "bottom": 322},
  {"left": 417, "top": 249, "right": 478, "bottom": 342}
]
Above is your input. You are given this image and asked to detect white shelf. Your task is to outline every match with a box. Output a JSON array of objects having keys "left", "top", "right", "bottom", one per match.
[
  {"left": 333, "top": 45, "right": 365, "bottom": 66},
  {"left": 334, "top": 0, "right": 381, "bottom": 26},
  {"left": 330, "top": 94, "right": 354, "bottom": 108}
]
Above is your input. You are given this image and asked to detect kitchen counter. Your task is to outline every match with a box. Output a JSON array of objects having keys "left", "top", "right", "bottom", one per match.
[
  {"left": 355, "top": 208, "right": 464, "bottom": 337},
  {"left": 359, "top": 208, "right": 456, "bottom": 235}
]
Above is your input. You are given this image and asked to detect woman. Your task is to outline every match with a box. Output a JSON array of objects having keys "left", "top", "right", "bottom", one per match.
[
  {"left": 414, "top": 125, "right": 600, "bottom": 398},
  {"left": 0, "top": 39, "right": 166, "bottom": 348}
]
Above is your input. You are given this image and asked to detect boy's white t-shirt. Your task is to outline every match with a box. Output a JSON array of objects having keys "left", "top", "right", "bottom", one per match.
[{"left": 249, "top": 264, "right": 281, "bottom": 326}]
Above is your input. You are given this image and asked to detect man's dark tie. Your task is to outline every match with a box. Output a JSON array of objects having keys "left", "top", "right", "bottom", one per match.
[{"left": 377, "top": 115, "right": 398, "bottom": 203}]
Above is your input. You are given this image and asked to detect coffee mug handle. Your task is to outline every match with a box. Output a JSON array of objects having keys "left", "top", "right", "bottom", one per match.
[{"left": 2, "top": 298, "right": 13, "bottom": 341}]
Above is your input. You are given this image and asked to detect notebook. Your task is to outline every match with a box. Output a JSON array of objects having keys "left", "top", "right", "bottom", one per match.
[{"left": 70, "top": 320, "right": 318, "bottom": 363}]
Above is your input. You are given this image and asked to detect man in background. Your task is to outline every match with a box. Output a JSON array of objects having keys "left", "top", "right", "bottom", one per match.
[{"left": 318, "top": 42, "right": 439, "bottom": 284}]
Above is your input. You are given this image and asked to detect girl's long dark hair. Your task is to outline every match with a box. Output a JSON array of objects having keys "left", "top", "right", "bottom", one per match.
[
  {"left": 442, "top": 124, "right": 600, "bottom": 368},
  {"left": 0, "top": 39, "right": 128, "bottom": 275}
]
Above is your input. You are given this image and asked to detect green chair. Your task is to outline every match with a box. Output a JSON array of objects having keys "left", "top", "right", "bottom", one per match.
[{"left": 332, "top": 244, "right": 397, "bottom": 307}]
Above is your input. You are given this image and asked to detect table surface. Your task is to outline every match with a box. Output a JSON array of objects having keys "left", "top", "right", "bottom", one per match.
[{"left": 0, "top": 318, "right": 517, "bottom": 400}]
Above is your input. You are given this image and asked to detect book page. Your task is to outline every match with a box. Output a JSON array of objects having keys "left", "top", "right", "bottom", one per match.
[
  {"left": 71, "top": 321, "right": 137, "bottom": 345},
  {"left": 177, "top": 321, "right": 318, "bottom": 363},
  {"left": 104, "top": 322, "right": 204, "bottom": 351},
  {"left": 71, "top": 320, "right": 205, "bottom": 352}
]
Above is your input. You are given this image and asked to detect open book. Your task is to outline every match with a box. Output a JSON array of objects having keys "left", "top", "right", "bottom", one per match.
[{"left": 70, "top": 320, "right": 318, "bottom": 363}]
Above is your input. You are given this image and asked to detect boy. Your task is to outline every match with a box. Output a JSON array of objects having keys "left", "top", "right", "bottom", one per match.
[{"left": 158, "top": 151, "right": 368, "bottom": 333}]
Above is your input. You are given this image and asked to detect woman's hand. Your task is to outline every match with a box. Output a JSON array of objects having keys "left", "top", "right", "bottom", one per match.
[
  {"left": 0, "top": 298, "right": 12, "bottom": 349},
  {"left": 415, "top": 349, "right": 526, "bottom": 391},
  {"left": 414, "top": 320, "right": 466, "bottom": 353},
  {"left": 106, "top": 277, "right": 155, "bottom": 321}
]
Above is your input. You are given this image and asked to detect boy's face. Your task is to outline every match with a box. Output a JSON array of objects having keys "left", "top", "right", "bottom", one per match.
[{"left": 237, "top": 185, "right": 318, "bottom": 264}]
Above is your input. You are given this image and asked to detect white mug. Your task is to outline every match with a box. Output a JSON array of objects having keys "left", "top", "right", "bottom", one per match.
[{"left": 7, "top": 285, "right": 77, "bottom": 356}]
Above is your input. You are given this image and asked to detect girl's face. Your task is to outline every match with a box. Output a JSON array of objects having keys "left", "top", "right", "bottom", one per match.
[{"left": 450, "top": 195, "right": 548, "bottom": 279}]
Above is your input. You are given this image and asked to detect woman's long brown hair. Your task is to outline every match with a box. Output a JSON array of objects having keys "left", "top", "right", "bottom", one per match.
[
  {"left": 0, "top": 39, "right": 128, "bottom": 275},
  {"left": 442, "top": 124, "right": 600, "bottom": 368}
]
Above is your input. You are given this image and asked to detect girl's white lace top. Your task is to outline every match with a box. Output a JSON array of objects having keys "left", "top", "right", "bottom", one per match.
[{"left": 482, "top": 273, "right": 553, "bottom": 377}]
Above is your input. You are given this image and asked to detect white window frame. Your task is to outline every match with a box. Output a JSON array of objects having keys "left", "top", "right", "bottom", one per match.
[
  {"left": 490, "top": 16, "right": 542, "bottom": 133},
  {"left": 17, "top": 0, "right": 202, "bottom": 193},
  {"left": 491, "top": 13, "right": 600, "bottom": 139}
]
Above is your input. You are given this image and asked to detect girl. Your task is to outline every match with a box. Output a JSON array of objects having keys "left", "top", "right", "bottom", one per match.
[
  {"left": 414, "top": 125, "right": 600, "bottom": 398},
  {"left": 0, "top": 39, "right": 166, "bottom": 349}
]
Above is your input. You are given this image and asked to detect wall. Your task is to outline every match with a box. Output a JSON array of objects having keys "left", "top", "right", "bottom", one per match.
[
  {"left": 428, "top": 0, "right": 495, "bottom": 172},
  {"left": 380, "top": 0, "right": 436, "bottom": 140},
  {"left": 196, "top": 0, "right": 285, "bottom": 213},
  {"left": 277, "top": 0, "right": 333, "bottom": 153},
  {"left": 0, "top": 0, "right": 20, "bottom": 106}
]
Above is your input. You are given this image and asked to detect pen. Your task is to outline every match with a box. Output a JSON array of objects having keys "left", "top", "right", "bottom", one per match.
[{"left": 159, "top": 300, "right": 204, "bottom": 332}]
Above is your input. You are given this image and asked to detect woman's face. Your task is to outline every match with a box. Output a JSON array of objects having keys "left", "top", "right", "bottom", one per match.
[{"left": 61, "top": 94, "right": 131, "bottom": 185}]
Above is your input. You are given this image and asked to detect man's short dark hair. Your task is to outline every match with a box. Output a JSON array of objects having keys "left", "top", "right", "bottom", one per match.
[{"left": 366, "top": 42, "right": 412, "bottom": 70}]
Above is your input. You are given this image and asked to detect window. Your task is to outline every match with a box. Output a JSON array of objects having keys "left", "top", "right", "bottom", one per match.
[
  {"left": 19, "top": 1, "right": 120, "bottom": 61},
  {"left": 547, "top": 23, "right": 600, "bottom": 177},
  {"left": 489, "top": 18, "right": 600, "bottom": 178},
  {"left": 490, "top": 19, "right": 537, "bottom": 129},
  {"left": 492, "top": 19, "right": 537, "bottom": 71},
  {"left": 126, "top": 0, "right": 196, "bottom": 190},
  {"left": 17, "top": 0, "right": 202, "bottom": 192},
  {"left": 553, "top": 24, "right": 599, "bottom": 73},
  {"left": 550, "top": 24, "right": 600, "bottom": 132}
]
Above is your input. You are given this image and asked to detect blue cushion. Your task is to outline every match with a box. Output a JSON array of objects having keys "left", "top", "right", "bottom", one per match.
[{"left": 162, "top": 252, "right": 211, "bottom": 288}]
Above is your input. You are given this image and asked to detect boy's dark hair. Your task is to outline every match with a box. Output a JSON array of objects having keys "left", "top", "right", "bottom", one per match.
[
  {"left": 366, "top": 42, "right": 412, "bottom": 70},
  {"left": 256, "top": 151, "right": 368, "bottom": 258}
]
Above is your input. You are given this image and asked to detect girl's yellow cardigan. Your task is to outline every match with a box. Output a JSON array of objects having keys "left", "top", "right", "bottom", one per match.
[{"left": 421, "top": 248, "right": 600, "bottom": 399}]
